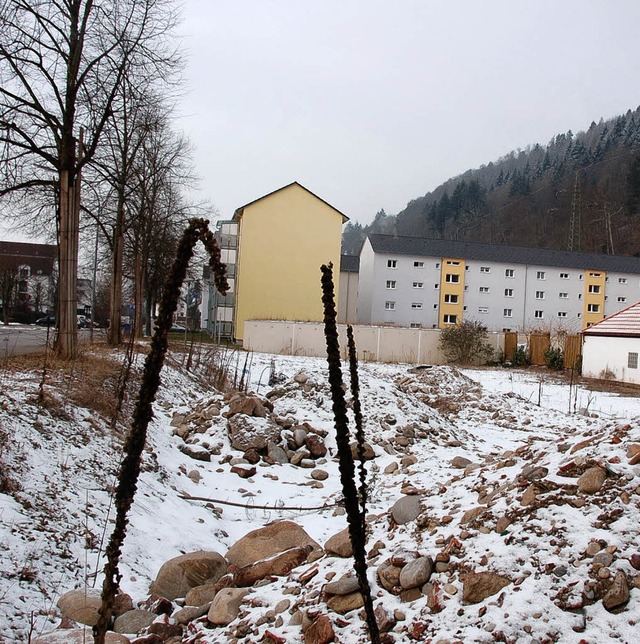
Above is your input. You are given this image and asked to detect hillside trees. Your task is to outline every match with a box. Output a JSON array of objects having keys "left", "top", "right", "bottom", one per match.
[{"left": 0, "top": 0, "right": 181, "bottom": 358}]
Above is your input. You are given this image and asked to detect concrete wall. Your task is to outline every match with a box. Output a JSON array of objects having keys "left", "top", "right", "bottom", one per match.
[
  {"left": 582, "top": 334, "right": 640, "bottom": 384},
  {"left": 244, "top": 319, "right": 505, "bottom": 365},
  {"left": 338, "top": 270, "right": 359, "bottom": 324}
]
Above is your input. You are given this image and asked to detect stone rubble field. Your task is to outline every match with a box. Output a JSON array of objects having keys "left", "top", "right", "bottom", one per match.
[{"left": 1, "top": 350, "right": 640, "bottom": 643}]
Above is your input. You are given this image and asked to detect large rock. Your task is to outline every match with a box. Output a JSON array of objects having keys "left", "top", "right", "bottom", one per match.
[
  {"left": 303, "top": 614, "right": 335, "bottom": 643},
  {"left": 399, "top": 556, "right": 433, "bottom": 589},
  {"left": 225, "top": 392, "right": 273, "bottom": 418},
  {"left": 232, "top": 545, "right": 314, "bottom": 587},
  {"left": 350, "top": 441, "right": 375, "bottom": 461},
  {"left": 56, "top": 588, "right": 102, "bottom": 626},
  {"left": 150, "top": 551, "right": 227, "bottom": 600},
  {"left": 185, "top": 584, "right": 220, "bottom": 607},
  {"left": 305, "top": 434, "right": 327, "bottom": 458},
  {"left": 603, "top": 571, "right": 629, "bottom": 612},
  {"left": 324, "top": 528, "right": 352, "bottom": 558},
  {"left": 390, "top": 495, "right": 421, "bottom": 524},
  {"left": 113, "top": 609, "right": 156, "bottom": 634},
  {"left": 226, "top": 521, "right": 320, "bottom": 568},
  {"left": 578, "top": 467, "right": 606, "bottom": 494},
  {"left": 33, "top": 629, "right": 129, "bottom": 643},
  {"left": 462, "top": 572, "right": 510, "bottom": 604},
  {"left": 326, "top": 591, "right": 364, "bottom": 614},
  {"left": 324, "top": 575, "right": 360, "bottom": 596},
  {"left": 227, "top": 414, "right": 281, "bottom": 452},
  {"left": 377, "top": 560, "right": 403, "bottom": 593},
  {"left": 207, "top": 588, "right": 249, "bottom": 626}
]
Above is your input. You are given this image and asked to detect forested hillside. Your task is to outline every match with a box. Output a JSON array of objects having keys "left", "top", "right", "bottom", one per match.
[{"left": 343, "top": 107, "right": 640, "bottom": 257}]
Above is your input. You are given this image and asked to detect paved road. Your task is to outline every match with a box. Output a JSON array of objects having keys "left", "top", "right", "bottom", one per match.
[{"left": 0, "top": 325, "right": 102, "bottom": 357}]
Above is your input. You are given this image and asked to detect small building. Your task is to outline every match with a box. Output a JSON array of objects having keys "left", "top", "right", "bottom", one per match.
[
  {"left": 0, "top": 241, "right": 56, "bottom": 319},
  {"left": 206, "top": 182, "right": 348, "bottom": 342},
  {"left": 582, "top": 301, "right": 640, "bottom": 384}
]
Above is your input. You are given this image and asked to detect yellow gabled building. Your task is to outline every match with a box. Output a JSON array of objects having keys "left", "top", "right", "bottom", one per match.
[{"left": 230, "top": 182, "right": 347, "bottom": 342}]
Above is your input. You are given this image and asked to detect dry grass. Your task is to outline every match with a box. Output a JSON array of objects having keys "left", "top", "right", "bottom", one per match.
[{"left": 0, "top": 344, "right": 146, "bottom": 422}]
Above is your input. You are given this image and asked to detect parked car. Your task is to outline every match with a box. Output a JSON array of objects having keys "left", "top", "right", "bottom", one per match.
[
  {"left": 169, "top": 323, "right": 187, "bottom": 332},
  {"left": 35, "top": 315, "right": 55, "bottom": 326}
]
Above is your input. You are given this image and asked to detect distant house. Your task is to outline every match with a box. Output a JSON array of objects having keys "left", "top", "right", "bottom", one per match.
[
  {"left": 0, "top": 241, "right": 56, "bottom": 319},
  {"left": 582, "top": 301, "right": 640, "bottom": 384},
  {"left": 206, "top": 182, "right": 348, "bottom": 342}
]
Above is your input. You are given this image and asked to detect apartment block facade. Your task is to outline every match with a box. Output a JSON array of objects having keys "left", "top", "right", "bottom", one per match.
[{"left": 357, "top": 234, "right": 640, "bottom": 332}]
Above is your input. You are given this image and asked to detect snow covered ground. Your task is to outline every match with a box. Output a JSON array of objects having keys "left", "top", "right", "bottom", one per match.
[{"left": 1, "top": 348, "right": 640, "bottom": 643}]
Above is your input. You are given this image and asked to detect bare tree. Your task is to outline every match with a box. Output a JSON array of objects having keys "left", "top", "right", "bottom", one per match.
[
  {"left": 0, "top": 0, "right": 181, "bottom": 358},
  {"left": 0, "top": 264, "right": 19, "bottom": 325}
]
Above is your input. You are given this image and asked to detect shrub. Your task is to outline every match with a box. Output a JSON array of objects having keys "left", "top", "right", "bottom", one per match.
[
  {"left": 511, "top": 345, "right": 530, "bottom": 367},
  {"left": 544, "top": 347, "right": 564, "bottom": 370},
  {"left": 439, "top": 319, "right": 494, "bottom": 365}
]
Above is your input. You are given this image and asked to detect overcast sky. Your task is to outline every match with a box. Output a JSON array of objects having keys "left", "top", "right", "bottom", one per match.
[
  {"left": 174, "top": 0, "right": 640, "bottom": 225},
  {"left": 2, "top": 0, "right": 640, "bottom": 245}
]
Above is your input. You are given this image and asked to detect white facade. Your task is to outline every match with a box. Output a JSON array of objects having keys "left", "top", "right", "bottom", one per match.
[
  {"left": 582, "top": 335, "right": 640, "bottom": 384},
  {"left": 357, "top": 235, "right": 640, "bottom": 333}
]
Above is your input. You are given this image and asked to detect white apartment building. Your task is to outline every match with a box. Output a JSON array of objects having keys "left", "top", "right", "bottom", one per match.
[{"left": 357, "top": 234, "right": 640, "bottom": 333}]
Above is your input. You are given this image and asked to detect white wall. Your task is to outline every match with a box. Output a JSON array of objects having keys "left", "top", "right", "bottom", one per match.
[
  {"left": 582, "top": 335, "right": 640, "bottom": 384},
  {"left": 243, "top": 319, "right": 505, "bottom": 365}
]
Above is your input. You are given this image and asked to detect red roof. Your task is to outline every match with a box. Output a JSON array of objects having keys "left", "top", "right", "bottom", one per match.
[{"left": 582, "top": 300, "right": 640, "bottom": 337}]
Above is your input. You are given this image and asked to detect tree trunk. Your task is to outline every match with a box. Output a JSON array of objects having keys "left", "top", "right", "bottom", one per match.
[
  {"left": 108, "top": 199, "right": 125, "bottom": 345},
  {"left": 133, "top": 252, "right": 145, "bottom": 338},
  {"left": 55, "top": 168, "right": 79, "bottom": 359}
]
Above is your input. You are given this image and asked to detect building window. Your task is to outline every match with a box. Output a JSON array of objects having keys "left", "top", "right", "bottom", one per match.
[
  {"left": 433, "top": 304, "right": 438, "bottom": 309},
  {"left": 504, "top": 288, "right": 513, "bottom": 297},
  {"left": 435, "top": 262, "right": 440, "bottom": 269},
  {"left": 534, "top": 310, "right": 544, "bottom": 319},
  {"left": 413, "top": 282, "right": 424, "bottom": 288},
  {"left": 411, "top": 302, "right": 423, "bottom": 309},
  {"left": 618, "top": 296, "right": 627, "bottom": 303},
  {"left": 447, "top": 260, "right": 461, "bottom": 266},
  {"left": 479, "top": 286, "right": 490, "bottom": 293},
  {"left": 589, "top": 272, "right": 601, "bottom": 278},
  {"left": 629, "top": 352, "right": 638, "bottom": 369},
  {"left": 385, "top": 301, "right": 396, "bottom": 310},
  {"left": 480, "top": 266, "right": 491, "bottom": 273},
  {"left": 587, "top": 303, "right": 600, "bottom": 313},
  {"left": 559, "top": 292, "right": 568, "bottom": 299},
  {"left": 445, "top": 274, "right": 460, "bottom": 283},
  {"left": 434, "top": 283, "right": 439, "bottom": 289},
  {"left": 537, "top": 271, "right": 546, "bottom": 280},
  {"left": 386, "top": 280, "right": 396, "bottom": 289},
  {"left": 19, "top": 267, "right": 29, "bottom": 279},
  {"left": 560, "top": 272, "right": 569, "bottom": 279},
  {"left": 444, "top": 294, "right": 459, "bottom": 304},
  {"left": 443, "top": 314, "right": 457, "bottom": 324},
  {"left": 505, "top": 268, "right": 514, "bottom": 278},
  {"left": 619, "top": 277, "right": 628, "bottom": 284},
  {"left": 387, "top": 259, "right": 397, "bottom": 269},
  {"left": 588, "top": 284, "right": 601, "bottom": 294},
  {"left": 18, "top": 280, "right": 28, "bottom": 293},
  {"left": 410, "top": 323, "right": 422, "bottom": 328},
  {"left": 557, "top": 311, "right": 567, "bottom": 318},
  {"left": 479, "top": 306, "right": 488, "bottom": 314},
  {"left": 503, "top": 309, "right": 513, "bottom": 317},
  {"left": 535, "top": 291, "right": 545, "bottom": 299},
  {"left": 414, "top": 261, "right": 424, "bottom": 268}
]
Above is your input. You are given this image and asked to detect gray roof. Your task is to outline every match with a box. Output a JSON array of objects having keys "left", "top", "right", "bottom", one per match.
[
  {"left": 367, "top": 234, "right": 640, "bottom": 274},
  {"left": 340, "top": 254, "right": 359, "bottom": 272}
]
